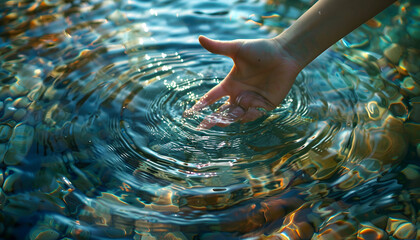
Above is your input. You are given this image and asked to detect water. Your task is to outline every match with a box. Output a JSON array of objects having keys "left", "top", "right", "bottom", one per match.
[{"left": 0, "top": 0, "right": 419, "bottom": 239}]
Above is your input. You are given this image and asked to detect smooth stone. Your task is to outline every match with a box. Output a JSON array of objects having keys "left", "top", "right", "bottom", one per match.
[
  {"left": 29, "top": 227, "right": 60, "bottom": 240},
  {"left": 389, "top": 101, "right": 408, "bottom": 119},
  {"left": 357, "top": 223, "right": 387, "bottom": 240},
  {"left": 104, "top": 227, "right": 127, "bottom": 238},
  {"left": 9, "top": 82, "right": 28, "bottom": 97},
  {"left": 417, "top": 143, "right": 420, "bottom": 158},
  {"left": 384, "top": 43, "right": 404, "bottom": 64},
  {"left": 0, "top": 101, "right": 3, "bottom": 112},
  {"left": 0, "top": 86, "right": 10, "bottom": 101},
  {"left": 12, "top": 96, "right": 31, "bottom": 108},
  {"left": 393, "top": 222, "right": 416, "bottom": 239},
  {"left": 401, "top": 77, "right": 420, "bottom": 98},
  {"left": 386, "top": 217, "right": 406, "bottom": 235},
  {"left": 400, "top": 58, "right": 419, "bottom": 73},
  {"left": 0, "top": 124, "right": 12, "bottom": 143},
  {"left": 1, "top": 101, "right": 16, "bottom": 120},
  {"left": 369, "top": 116, "right": 407, "bottom": 164},
  {"left": 13, "top": 108, "right": 27, "bottom": 122},
  {"left": 3, "top": 124, "right": 34, "bottom": 165},
  {"left": 401, "top": 164, "right": 420, "bottom": 181},
  {"left": 2, "top": 169, "right": 23, "bottom": 193}
]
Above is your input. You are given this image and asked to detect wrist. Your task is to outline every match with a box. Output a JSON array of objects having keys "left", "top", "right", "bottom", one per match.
[{"left": 271, "top": 36, "right": 306, "bottom": 72}]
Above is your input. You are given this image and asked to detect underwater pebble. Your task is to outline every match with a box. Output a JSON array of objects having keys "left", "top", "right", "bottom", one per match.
[
  {"left": 104, "top": 227, "right": 127, "bottom": 238},
  {"left": 0, "top": 124, "right": 12, "bottom": 143},
  {"left": 3, "top": 124, "right": 34, "bottom": 165},
  {"left": 0, "top": 101, "right": 3, "bottom": 112},
  {"left": 1, "top": 101, "right": 16, "bottom": 120},
  {"left": 2, "top": 168, "right": 23, "bottom": 193},
  {"left": 401, "top": 164, "right": 420, "bottom": 187},
  {"left": 13, "top": 108, "right": 27, "bottom": 121},
  {"left": 393, "top": 222, "right": 416, "bottom": 239},
  {"left": 357, "top": 223, "right": 387, "bottom": 240},
  {"left": 384, "top": 43, "right": 403, "bottom": 64},
  {"left": 0, "top": 87, "right": 10, "bottom": 100},
  {"left": 386, "top": 217, "right": 409, "bottom": 235},
  {"left": 12, "top": 96, "right": 31, "bottom": 108},
  {"left": 401, "top": 77, "right": 420, "bottom": 98},
  {"left": 29, "top": 227, "right": 60, "bottom": 240},
  {"left": 9, "top": 82, "right": 28, "bottom": 97},
  {"left": 400, "top": 58, "right": 419, "bottom": 73}
]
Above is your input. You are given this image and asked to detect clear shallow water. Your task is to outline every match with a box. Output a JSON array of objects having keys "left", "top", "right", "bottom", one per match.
[{"left": 0, "top": 0, "right": 419, "bottom": 239}]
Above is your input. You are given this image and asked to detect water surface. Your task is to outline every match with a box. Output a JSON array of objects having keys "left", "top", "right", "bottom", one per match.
[{"left": 0, "top": 0, "right": 419, "bottom": 239}]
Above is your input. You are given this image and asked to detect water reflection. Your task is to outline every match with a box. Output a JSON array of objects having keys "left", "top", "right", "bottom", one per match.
[{"left": 0, "top": 0, "right": 419, "bottom": 239}]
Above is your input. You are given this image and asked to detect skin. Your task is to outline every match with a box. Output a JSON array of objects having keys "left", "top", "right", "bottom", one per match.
[{"left": 184, "top": 0, "right": 396, "bottom": 129}]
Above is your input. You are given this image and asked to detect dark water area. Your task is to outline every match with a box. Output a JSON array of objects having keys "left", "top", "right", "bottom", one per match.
[{"left": 0, "top": 0, "right": 419, "bottom": 239}]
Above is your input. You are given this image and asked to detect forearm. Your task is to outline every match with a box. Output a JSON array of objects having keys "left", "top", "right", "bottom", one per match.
[{"left": 274, "top": 0, "right": 396, "bottom": 69}]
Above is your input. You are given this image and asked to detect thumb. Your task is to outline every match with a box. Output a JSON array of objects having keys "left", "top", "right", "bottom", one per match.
[{"left": 198, "top": 35, "right": 241, "bottom": 58}]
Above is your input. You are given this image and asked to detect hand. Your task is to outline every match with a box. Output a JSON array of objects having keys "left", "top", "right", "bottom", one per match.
[{"left": 183, "top": 35, "right": 302, "bottom": 129}]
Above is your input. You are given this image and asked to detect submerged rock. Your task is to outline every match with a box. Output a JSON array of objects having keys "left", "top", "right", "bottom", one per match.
[
  {"left": 401, "top": 76, "right": 420, "bottom": 98},
  {"left": 0, "top": 124, "right": 12, "bottom": 143},
  {"left": 384, "top": 43, "right": 404, "bottom": 64},
  {"left": 357, "top": 223, "right": 387, "bottom": 240},
  {"left": 393, "top": 222, "right": 416, "bottom": 239},
  {"left": 3, "top": 124, "right": 34, "bottom": 165}
]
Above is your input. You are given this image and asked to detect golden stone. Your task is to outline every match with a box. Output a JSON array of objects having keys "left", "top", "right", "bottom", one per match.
[
  {"left": 393, "top": 222, "right": 416, "bottom": 239},
  {"left": 384, "top": 43, "right": 404, "bottom": 64},
  {"left": 401, "top": 77, "right": 420, "bottom": 98},
  {"left": 357, "top": 223, "right": 386, "bottom": 240}
]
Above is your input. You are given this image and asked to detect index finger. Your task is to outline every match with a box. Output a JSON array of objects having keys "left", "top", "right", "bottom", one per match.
[{"left": 183, "top": 84, "right": 229, "bottom": 117}]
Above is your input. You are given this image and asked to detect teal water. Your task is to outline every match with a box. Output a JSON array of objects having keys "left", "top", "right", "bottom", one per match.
[{"left": 0, "top": 0, "right": 419, "bottom": 239}]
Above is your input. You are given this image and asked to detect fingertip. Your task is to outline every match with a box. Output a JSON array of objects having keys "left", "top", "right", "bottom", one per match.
[
  {"left": 198, "top": 35, "right": 208, "bottom": 41},
  {"left": 198, "top": 35, "right": 214, "bottom": 51}
]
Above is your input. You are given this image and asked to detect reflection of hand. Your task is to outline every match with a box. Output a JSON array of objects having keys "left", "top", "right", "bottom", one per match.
[{"left": 183, "top": 36, "right": 301, "bottom": 129}]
